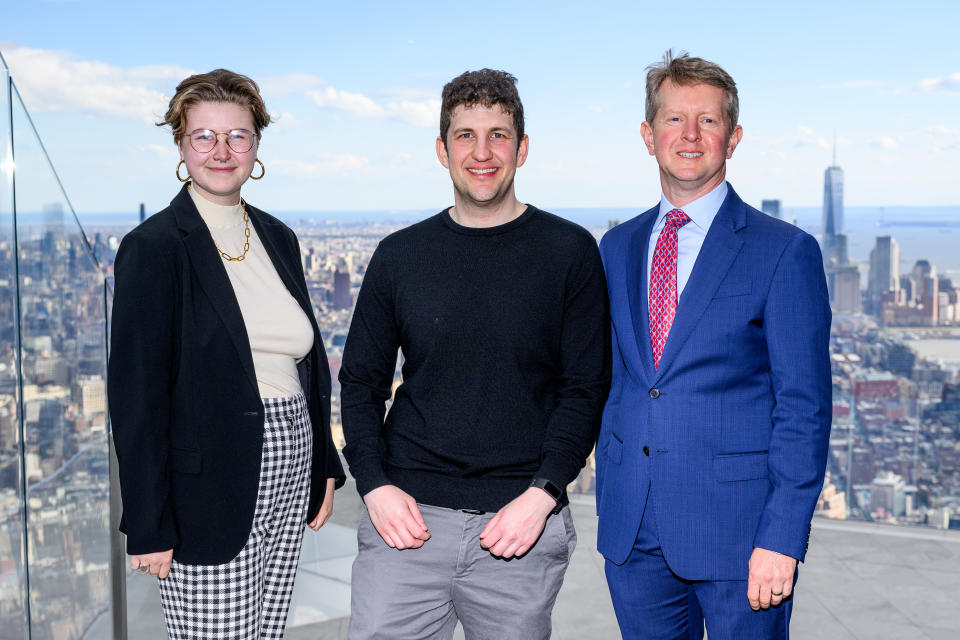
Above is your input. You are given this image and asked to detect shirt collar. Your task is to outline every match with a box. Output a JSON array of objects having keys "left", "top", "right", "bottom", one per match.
[{"left": 656, "top": 181, "right": 728, "bottom": 232}]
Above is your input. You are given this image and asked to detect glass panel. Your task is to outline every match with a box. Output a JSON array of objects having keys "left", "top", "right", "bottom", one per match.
[
  {"left": 0, "top": 61, "right": 30, "bottom": 640},
  {"left": 11, "top": 81, "right": 111, "bottom": 638}
]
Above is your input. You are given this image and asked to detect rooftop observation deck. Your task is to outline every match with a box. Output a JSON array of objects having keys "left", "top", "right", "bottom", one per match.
[{"left": 120, "top": 477, "right": 960, "bottom": 640}]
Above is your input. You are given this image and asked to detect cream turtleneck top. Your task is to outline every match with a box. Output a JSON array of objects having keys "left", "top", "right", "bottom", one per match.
[{"left": 189, "top": 186, "right": 314, "bottom": 398}]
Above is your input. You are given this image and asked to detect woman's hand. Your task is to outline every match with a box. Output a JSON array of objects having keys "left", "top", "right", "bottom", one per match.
[
  {"left": 131, "top": 549, "right": 174, "bottom": 579},
  {"left": 308, "top": 477, "right": 337, "bottom": 530}
]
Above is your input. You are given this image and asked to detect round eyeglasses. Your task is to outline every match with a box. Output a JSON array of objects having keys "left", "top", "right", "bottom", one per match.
[{"left": 186, "top": 128, "right": 256, "bottom": 153}]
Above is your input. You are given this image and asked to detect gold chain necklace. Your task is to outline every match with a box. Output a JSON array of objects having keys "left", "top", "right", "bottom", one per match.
[{"left": 188, "top": 183, "right": 251, "bottom": 262}]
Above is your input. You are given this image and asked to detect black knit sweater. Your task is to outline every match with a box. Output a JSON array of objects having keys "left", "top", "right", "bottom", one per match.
[{"left": 339, "top": 205, "right": 610, "bottom": 511}]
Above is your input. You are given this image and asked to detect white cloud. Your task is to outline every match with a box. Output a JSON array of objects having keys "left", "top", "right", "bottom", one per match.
[
  {"left": 759, "top": 150, "right": 787, "bottom": 159},
  {"left": 307, "top": 85, "right": 439, "bottom": 128},
  {"left": 794, "top": 126, "right": 851, "bottom": 150},
  {"left": 870, "top": 136, "right": 898, "bottom": 150},
  {"left": 308, "top": 87, "right": 387, "bottom": 119},
  {"left": 132, "top": 143, "right": 176, "bottom": 156},
  {"left": 2, "top": 44, "right": 192, "bottom": 122},
  {"left": 818, "top": 80, "right": 883, "bottom": 89},
  {"left": 587, "top": 104, "right": 604, "bottom": 113},
  {"left": 928, "top": 124, "right": 960, "bottom": 136},
  {"left": 273, "top": 154, "right": 373, "bottom": 178},
  {"left": 389, "top": 99, "right": 439, "bottom": 128},
  {"left": 795, "top": 125, "right": 830, "bottom": 149},
  {"left": 258, "top": 72, "right": 324, "bottom": 97},
  {"left": 905, "top": 72, "right": 960, "bottom": 93},
  {"left": 271, "top": 111, "right": 300, "bottom": 127}
]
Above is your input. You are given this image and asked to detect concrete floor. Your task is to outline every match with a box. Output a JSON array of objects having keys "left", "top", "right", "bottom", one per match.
[{"left": 120, "top": 482, "right": 960, "bottom": 639}]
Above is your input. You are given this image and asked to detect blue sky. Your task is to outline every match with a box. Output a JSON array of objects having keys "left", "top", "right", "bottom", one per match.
[{"left": 1, "top": 0, "right": 958, "bottom": 214}]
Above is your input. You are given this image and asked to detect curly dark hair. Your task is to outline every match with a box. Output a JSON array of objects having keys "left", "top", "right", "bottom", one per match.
[{"left": 439, "top": 69, "right": 524, "bottom": 148}]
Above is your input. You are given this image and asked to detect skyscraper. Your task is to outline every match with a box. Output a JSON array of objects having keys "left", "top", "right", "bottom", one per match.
[
  {"left": 832, "top": 265, "right": 861, "bottom": 314},
  {"left": 868, "top": 235, "right": 901, "bottom": 316},
  {"left": 819, "top": 153, "right": 854, "bottom": 311},
  {"left": 333, "top": 268, "right": 352, "bottom": 310},
  {"left": 761, "top": 199, "right": 782, "bottom": 219},
  {"left": 912, "top": 260, "right": 939, "bottom": 325},
  {"left": 869, "top": 236, "right": 900, "bottom": 296},
  {"left": 823, "top": 165, "right": 844, "bottom": 236}
]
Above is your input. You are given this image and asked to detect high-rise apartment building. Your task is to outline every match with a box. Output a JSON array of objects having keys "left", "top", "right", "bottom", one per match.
[
  {"left": 333, "top": 269, "right": 352, "bottom": 310},
  {"left": 869, "top": 236, "right": 900, "bottom": 295},
  {"left": 868, "top": 235, "right": 900, "bottom": 315},
  {"left": 870, "top": 471, "right": 907, "bottom": 517},
  {"left": 913, "top": 260, "right": 939, "bottom": 325},
  {"left": 832, "top": 266, "right": 861, "bottom": 314}
]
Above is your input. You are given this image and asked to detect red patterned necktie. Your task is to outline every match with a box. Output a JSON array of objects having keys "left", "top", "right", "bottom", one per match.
[{"left": 649, "top": 208, "right": 692, "bottom": 369}]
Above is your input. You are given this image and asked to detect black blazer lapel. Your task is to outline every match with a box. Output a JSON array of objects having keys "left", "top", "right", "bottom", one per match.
[
  {"left": 626, "top": 206, "right": 658, "bottom": 384},
  {"left": 171, "top": 186, "right": 259, "bottom": 396},
  {"left": 654, "top": 187, "right": 746, "bottom": 379}
]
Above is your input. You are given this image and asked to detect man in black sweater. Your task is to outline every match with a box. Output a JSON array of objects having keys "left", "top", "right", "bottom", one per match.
[{"left": 340, "top": 69, "right": 610, "bottom": 640}]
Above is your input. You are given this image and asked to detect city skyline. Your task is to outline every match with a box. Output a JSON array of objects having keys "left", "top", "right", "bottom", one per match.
[
  {"left": 1, "top": 0, "right": 959, "bottom": 215},
  {"left": 3, "top": 35, "right": 960, "bottom": 636}
]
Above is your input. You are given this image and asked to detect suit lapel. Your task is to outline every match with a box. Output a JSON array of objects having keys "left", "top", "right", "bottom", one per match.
[
  {"left": 653, "top": 187, "right": 746, "bottom": 379},
  {"left": 626, "top": 206, "right": 658, "bottom": 383},
  {"left": 172, "top": 186, "right": 259, "bottom": 395}
]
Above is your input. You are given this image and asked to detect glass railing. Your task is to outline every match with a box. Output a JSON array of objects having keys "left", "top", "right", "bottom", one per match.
[{"left": 0, "top": 50, "right": 113, "bottom": 640}]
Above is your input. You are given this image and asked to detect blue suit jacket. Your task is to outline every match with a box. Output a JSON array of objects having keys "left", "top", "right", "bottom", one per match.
[{"left": 596, "top": 184, "right": 832, "bottom": 580}]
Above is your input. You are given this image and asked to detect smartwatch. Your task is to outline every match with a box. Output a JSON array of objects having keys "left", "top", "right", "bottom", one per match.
[{"left": 529, "top": 477, "right": 563, "bottom": 503}]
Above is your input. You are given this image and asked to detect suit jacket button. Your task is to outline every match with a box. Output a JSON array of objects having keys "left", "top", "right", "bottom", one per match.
[
  {"left": 648, "top": 388, "right": 660, "bottom": 399},
  {"left": 643, "top": 446, "right": 650, "bottom": 456}
]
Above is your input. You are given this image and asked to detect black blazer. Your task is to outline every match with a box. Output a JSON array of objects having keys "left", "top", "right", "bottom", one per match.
[{"left": 108, "top": 184, "right": 345, "bottom": 564}]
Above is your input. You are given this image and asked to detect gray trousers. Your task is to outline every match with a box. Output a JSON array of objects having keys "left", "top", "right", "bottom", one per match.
[{"left": 348, "top": 502, "right": 576, "bottom": 640}]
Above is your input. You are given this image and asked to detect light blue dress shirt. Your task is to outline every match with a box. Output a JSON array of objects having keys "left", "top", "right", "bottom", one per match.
[{"left": 647, "top": 181, "right": 728, "bottom": 299}]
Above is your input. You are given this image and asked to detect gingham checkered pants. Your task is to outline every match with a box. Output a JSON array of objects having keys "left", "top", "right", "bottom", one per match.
[{"left": 158, "top": 393, "right": 313, "bottom": 639}]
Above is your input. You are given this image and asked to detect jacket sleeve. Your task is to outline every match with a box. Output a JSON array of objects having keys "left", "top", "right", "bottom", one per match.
[
  {"left": 338, "top": 244, "right": 397, "bottom": 497},
  {"left": 108, "top": 230, "right": 180, "bottom": 555},
  {"left": 753, "top": 232, "right": 832, "bottom": 561},
  {"left": 536, "top": 236, "right": 612, "bottom": 490}
]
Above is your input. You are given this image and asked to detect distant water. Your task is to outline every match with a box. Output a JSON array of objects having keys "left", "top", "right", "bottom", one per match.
[
  {"left": 15, "top": 203, "right": 960, "bottom": 277},
  {"left": 905, "top": 339, "right": 960, "bottom": 366},
  {"left": 783, "top": 205, "right": 960, "bottom": 279}
]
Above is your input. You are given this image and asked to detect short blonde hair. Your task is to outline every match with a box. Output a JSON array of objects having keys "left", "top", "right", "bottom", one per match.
[
  {"left": 645, "top": 50, "right": 739, "bottom": 132},
  {"left": 158, "top": 69, "right": 272, "bottom": 143}
]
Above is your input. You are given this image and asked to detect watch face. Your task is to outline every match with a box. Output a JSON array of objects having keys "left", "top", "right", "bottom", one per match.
[{"left": 533, "top": 478, "right": 562, "bottom": 501}]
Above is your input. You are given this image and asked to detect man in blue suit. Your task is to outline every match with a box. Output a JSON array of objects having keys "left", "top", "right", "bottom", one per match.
[{"left": 596, "top": 51, "right": 832, "bottom": 639}]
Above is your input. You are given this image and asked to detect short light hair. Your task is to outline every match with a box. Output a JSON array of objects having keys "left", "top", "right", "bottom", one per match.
[
  {"left": 158, "top": 69, "right": 272, "bottom": 143},
  {"left": 645, "top": 50, "right": 739, "bottom": 132}
]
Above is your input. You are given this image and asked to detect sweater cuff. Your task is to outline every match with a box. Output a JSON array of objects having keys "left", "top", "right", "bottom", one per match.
[
  {"left": 350, "top": 456, "right": 393, "bottom": 498},
  {"left": 535, "top": 453, "right": 580, "bottom": 495}
]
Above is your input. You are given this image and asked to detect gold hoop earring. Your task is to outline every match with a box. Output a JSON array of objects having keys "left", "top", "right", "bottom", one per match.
[
  {"left": 250, "top": 158, "right": 265, "bottom": 180},
  {"left": 176, "top": 160, "right": 190, "bottom": 183}
]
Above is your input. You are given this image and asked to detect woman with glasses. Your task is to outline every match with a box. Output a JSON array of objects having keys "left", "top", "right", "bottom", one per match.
[{"left": 108, "top": 69, "right": 344, "bottom": 639}]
